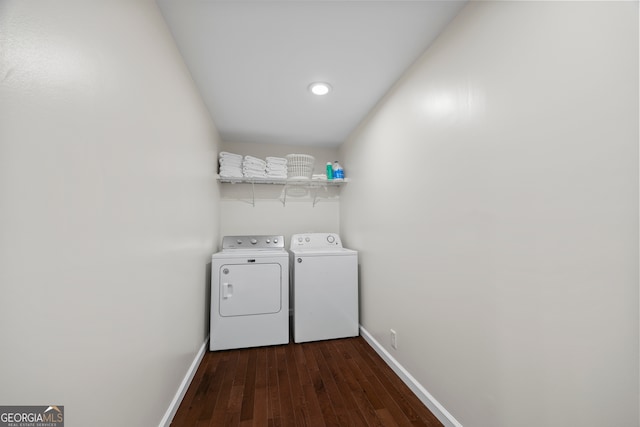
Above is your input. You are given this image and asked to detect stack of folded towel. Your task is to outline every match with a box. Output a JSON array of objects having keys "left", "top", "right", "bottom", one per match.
[
  {"left": 218, "top": 152, "right": 243, "bottom": 178},
  {"left": 265, "top": 157, "right": 288, "bottom": 179},
  {"left": 243, "top": 155, "right": 267, "bottom": 178}
]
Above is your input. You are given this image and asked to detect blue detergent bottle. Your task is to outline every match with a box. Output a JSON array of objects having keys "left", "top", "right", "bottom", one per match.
[{"left": 333, "top": 161, "right": 344, "bottom": 180}]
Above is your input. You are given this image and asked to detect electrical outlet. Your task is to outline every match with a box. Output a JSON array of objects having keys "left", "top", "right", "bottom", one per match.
[{"left": 390, "top": 329, "right": 397, "bottom": 350}]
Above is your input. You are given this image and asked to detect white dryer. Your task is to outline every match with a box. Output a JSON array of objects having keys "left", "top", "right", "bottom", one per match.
[
  {"left": 210, "top": 235, "right": 289, "bottom": 351},
  {"left": 290, "top": 233, "right": 358, "bottom": 343}
]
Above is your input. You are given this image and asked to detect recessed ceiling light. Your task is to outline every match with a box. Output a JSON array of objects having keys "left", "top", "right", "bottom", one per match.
[{"left": 308, "top": 82, "right": 332, "bottom": 96}]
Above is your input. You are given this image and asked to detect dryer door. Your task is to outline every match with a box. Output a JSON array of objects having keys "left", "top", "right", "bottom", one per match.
[{"left": 219, "top": 263, "right": 282, "bottom": 317}]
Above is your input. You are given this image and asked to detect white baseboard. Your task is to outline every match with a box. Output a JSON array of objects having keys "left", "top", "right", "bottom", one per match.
[
  {"left": 359, "top": 326, "right": 463, "bottom": 427},
  {"left": 158, "top": 335, "right": 209, "bottom": 427}
]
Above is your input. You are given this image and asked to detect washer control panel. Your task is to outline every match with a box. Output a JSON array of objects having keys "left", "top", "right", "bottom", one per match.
[
  {"left": 290, "top": 233, "right": 343, "bottom": 249},
  {"left": 222, "top": 235, "right": 285, "bottom": 250}
]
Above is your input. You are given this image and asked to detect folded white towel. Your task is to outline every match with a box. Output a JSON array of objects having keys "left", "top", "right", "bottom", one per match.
[
  {"left": 219, "top": 152, "right": 243, "bottom": 160},
  {"left": 243, "top": 163, "right": 266, "bottom": 170},
  {"left": 243, "top": 161, "right": 262, "bottom": 166},
  {"left": 244, "top": 167, "right": 266, "bottom": 174},
  {"left": 266, "top": 164, "right": 287, "bottom": 171},
  {"left": 244, "top": 170, "right": 267, "bottom": 178},
  {"left": 244, "top": 155, "right": 266, "bottom": 164},
  {"left": 220, "top": 158, "right": 243, "bottom": 167},
  {"left": 266, "top": 172, "right": 287, "bottom": 178},
  {"left": 266, "top": 157, "right": 287, "bottom": 165},
  {"left": 220, "top": 167, "right": 243, "bottom": 175},
  {"left": 243, "top": 162, "right": 266, "bottom": 169},
  {"left": 220, "top": 164, "right": 242, "bottom": 170},
  {"left": 220, "top": 169, "right": 243, "bottom": 178}
]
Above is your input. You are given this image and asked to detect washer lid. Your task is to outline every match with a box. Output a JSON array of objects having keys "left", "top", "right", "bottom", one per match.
[{"left": 290, "top": 247, "right": 357, "bottom": 257}]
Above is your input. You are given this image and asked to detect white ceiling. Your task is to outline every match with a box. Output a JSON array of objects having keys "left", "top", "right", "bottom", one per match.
[{"left": 157, "top": 0, "right": 467, "bottom": 147}]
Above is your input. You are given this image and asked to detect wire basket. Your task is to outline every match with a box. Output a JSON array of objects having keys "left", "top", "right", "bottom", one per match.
[{"left": 286, "top": 154, "right": 315, "bottom": 179}]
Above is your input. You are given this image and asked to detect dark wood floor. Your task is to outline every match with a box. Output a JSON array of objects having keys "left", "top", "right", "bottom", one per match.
[{"left": 171, "top": 336, "right": 443, "bottom": 427}]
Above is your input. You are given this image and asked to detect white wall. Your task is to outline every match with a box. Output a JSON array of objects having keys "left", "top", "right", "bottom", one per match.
[
  {"left": 340, "top": 2, "right": 639, "bottom": 427},
  {"left": 0, "top": 1, "right": 220, "bottom": 426},
  {"left": 219, "top": 141, "right": 341, "bottom": 246}
]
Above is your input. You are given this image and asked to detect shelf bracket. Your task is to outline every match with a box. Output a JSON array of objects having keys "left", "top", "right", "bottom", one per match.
[
  {"left": 250, "top": 180, "right": 256, "bottom": 207},
  {"left": 281, "top": 182, "right": 288, "bottom": 207}
]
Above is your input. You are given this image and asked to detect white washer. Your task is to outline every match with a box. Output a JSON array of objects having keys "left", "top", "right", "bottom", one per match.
[
  {"left": 290, "top": 233, "right": 358, "bottom": 343},
  {"left": 210, "top": 235, "right": 289, "bottom": 351}
]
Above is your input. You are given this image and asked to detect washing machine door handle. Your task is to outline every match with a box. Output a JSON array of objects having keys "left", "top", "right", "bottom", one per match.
[{"left": 222, "top": 282, "right": 233, "bottom": 299}]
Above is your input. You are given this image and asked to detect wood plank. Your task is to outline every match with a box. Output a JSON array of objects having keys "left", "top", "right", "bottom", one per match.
[
  {"left": 240, "top": 349, "right": 258, "bottom": 422},
  {"left": 275, "top": 345, "right": 296, "bottom": 427},
  {"left": 197, "top": 353, "right": 229, "bottom": 424},
  {"left": 207, "top": 350, "right": 241, "bottom": 427},
  {"left": 293, "top": 344, "right": 325, "bottom": 427},
  {"left": 266, "top": 346, "right": 282, "bottom": 426},
  {"left": 224, "top": 385, "right": 245, "bottom": 425},
  {"left": 252, "top": 347, "right": 269, "bottom": 427},
  {"left": 224, "top": 349, "right": 251, "bottom": 425},
  {"left": 284, "top": 343, "right": 312, "bottom": 426}
]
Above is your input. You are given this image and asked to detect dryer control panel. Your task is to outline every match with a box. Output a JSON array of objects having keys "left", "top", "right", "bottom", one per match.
[
  {"left": 290, "top": 233, "right": 343, "bottom": 249},
  {"left": 222, "top": 235, "right": 285, "bottom": 250}
]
